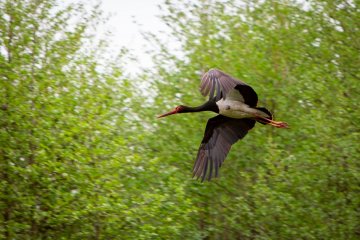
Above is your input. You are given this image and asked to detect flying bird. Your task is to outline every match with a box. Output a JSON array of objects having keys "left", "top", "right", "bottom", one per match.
[{"left": 158, "top": 69, "right": 288, "bottom": 181}]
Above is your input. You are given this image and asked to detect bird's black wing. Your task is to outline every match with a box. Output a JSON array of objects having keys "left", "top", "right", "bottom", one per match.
[
  {"left": 200, "top": 69, "right": 258, "bottom": 106},
  {"left": 193, "top": 115, "right": 256, "bottom": 181}
]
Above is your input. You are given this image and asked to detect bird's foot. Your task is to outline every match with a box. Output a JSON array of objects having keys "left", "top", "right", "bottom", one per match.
[
  {"left": 255, "top": 116, "right": 289, "bottom": 128},
  {"left": 267, "top": 120, "right": 288, "bottom": 128}
]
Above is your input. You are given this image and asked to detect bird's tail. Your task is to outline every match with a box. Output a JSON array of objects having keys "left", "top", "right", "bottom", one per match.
[{"left": 255, "top": 107, "right": 273, "bottom": 125}]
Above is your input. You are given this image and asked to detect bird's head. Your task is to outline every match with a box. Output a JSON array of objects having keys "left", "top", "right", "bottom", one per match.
[{"left": 158, "top": 105, "right": 186, "bottom": 118}]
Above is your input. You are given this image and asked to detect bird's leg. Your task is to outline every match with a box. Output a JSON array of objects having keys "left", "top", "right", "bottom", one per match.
[
  {"left": 268, "top": 119, "right": 288, "bottom": 128},
  {"left": 255, "top": 116, "right": 288, "bottom": 128}
]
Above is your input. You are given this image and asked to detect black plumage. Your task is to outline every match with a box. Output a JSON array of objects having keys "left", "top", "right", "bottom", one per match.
[{"left": 158, "top": 69, "right": 288, "bottom": 181}]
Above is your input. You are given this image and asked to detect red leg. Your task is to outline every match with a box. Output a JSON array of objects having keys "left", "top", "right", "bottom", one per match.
[{"left": 255, "top": 116, "right": 288, "bottom": 128}]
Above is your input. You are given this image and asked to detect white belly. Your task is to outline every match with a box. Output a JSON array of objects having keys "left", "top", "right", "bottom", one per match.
[{"left": 216, "top": 99, "right": 254, "bottom": 119}]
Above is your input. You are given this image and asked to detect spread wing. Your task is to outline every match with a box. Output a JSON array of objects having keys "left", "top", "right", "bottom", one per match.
[
  {"left": 193, "top": 115, "right": 256, "bottom": 182},
  {"left": 200, "top": 69, "right": 258, "bottom": 106}
]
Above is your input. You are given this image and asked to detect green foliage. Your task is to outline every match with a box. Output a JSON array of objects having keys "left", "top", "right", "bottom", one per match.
[
  {"left": 144, "top": 0, "right": 360, "bottom": 239},
  {"left": 0, "top": 0, "right": 132, "bottom": 238},
  {"left": 0, "top": 0, "right": 359, "bottom": 239}
]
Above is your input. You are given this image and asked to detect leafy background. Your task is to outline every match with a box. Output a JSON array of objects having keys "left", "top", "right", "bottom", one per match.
[{"left": 0, "top": 0, "right": 359, "bottom": 239}]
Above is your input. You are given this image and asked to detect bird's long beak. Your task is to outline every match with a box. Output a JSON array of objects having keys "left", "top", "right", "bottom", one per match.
[{"left": 158, "top": 109, "right": 177, "bottom": 118}]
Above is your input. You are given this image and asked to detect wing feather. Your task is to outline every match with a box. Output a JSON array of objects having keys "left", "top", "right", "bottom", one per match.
[
  {"left": 199, "top": 69, "right": 258, "bottom": 106},
  {"left": 192, "top": 115, "right": 256, "bottom": 181}
]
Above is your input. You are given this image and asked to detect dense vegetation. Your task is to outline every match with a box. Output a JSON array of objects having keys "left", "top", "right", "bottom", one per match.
[{"left": 1, "top": 0, "right": 359, "bottom": 239}]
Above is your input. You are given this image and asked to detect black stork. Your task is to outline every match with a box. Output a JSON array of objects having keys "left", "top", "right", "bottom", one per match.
[{"left": 158, "top": 69, "right": 288, "bottom": 181}]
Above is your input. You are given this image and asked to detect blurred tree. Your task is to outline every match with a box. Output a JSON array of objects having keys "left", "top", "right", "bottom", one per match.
[
  {"left": 0, "top": 0, "right": 359, "bottom": 239},
  {"left": 0, "top": 0, "right": 133, "bottom": 238},
  {"left": 0, "top": 0, "right": 200, "bottom": 239},
  {"left": 144, "top": 0, "right": 360, "bottom": 239}
]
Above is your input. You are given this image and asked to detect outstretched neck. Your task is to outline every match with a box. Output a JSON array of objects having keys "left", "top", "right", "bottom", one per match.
[{"left": 182, "top": 100, "right": 219, "bottom": 113}]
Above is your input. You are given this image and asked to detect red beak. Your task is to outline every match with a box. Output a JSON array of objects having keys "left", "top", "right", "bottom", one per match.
[{"left": 158, "top": 109, "right": 177, "bottom": 118}]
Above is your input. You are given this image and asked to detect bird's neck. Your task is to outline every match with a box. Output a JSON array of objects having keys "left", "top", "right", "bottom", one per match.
[{"left": 182, "top": 100, "right": 219, "bottom": 113}]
